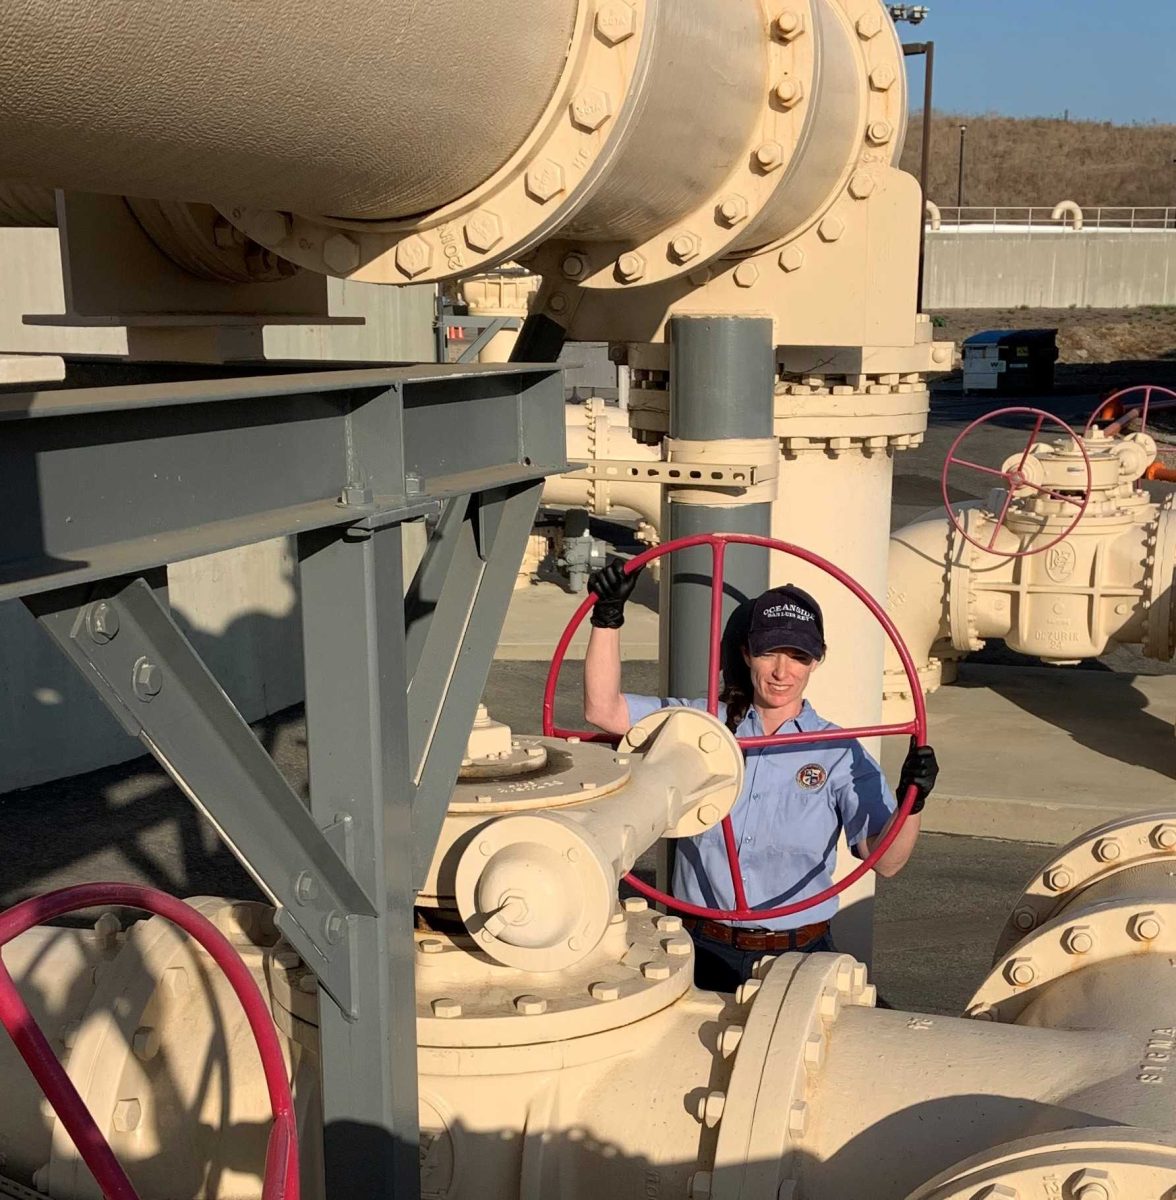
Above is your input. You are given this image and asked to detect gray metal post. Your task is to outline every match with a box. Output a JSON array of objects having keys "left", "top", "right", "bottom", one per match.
[
  {"left": 662, "top": 315, "right": 776, "bottom": 700},
  {"left": 298, "top": 522, "right": 420, "bottom": 1199}
]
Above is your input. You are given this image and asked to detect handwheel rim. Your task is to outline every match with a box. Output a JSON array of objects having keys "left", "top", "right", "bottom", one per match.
[
  {"left": 941, "top": 406, "right": 1093, "bottom": 560},
  {"left": 541, "top": 532, "right": 927, "bottom": 923}
]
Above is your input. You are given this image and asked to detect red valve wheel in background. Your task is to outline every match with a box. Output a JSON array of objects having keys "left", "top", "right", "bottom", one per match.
[
  {"left": 542, "top": 532, "right": 927, "bottom": 922},
  {"left": 1084, "top": 384, "right": 1176, "bottom": 438},
  {"left": 0, "top": 885, "right": 299, "bottom": 1200},
  {"left": 941, "top": 406, "right": 1093, "bottom": 560}
]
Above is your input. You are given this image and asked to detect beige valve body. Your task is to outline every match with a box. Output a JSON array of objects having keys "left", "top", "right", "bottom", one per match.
[{"left": 12, "top": 806, "right": 1176, "bottom": 1200}]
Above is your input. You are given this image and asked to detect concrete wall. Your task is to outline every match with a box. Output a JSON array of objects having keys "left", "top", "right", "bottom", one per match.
[
  {"left": 1, "top": 229, "right": 434, "bottom": 793},
  {"left": 924, "top": 230, "right": 1176, "bottom": 309}
]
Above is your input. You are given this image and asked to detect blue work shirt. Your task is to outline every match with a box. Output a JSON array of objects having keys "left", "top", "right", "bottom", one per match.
[{"left": 623, "top": 694, "right": 896, "bottom": 930}]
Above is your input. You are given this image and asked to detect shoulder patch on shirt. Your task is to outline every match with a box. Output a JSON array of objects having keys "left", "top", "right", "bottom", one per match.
[{"left": 796, "top": 763, "right": 827, "bottom": 790}]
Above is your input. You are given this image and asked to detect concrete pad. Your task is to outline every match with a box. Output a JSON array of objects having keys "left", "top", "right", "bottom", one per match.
[
  {"left": 497, "top": 578, "right": 659, "bottom": 660},
  {"left": 882, "top": 663, "right": 1176, "bottom": 845}
]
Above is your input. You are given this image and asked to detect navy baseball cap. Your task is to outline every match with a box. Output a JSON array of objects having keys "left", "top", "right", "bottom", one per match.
[{"left": 747, "top": 585, "right": 825, "bottom": 659}]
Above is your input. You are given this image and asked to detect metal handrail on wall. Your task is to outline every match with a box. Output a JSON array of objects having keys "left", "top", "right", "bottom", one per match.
[{"left": 930, "top": 206, "right": 1176, "bottom": 231}]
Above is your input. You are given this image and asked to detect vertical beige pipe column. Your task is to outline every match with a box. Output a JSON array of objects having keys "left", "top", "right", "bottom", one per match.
[{"left": 771, "top": 385, "right": 928, "bottom": 962}]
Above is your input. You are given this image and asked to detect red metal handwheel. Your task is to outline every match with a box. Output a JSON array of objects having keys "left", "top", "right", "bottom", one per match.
[
  {"left": 541, "top": 532, "right": 928, "bottom": 922},
  {"left": 1084, "top": 384, "right": 1176, "bottom": 438},
  {"left": 941, "top": 406, "right": 1093, "bottom": 559}
]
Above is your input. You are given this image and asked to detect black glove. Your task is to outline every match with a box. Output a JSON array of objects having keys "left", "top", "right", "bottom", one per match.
[
  {"left": 588, "top": 559, "right": 641, "bottom": 629},
  {"left": 898, "top": 739, "right": 939, "bottom": 814}
]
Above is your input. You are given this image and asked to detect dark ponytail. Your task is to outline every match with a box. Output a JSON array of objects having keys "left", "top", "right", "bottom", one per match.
[{"left": 719, "top": 599, "right": 755, "bottom": 735}]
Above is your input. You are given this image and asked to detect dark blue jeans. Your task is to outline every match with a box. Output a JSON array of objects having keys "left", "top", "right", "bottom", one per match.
[{"left": 690, "top": 927, "right": 835, "bottom": 992}]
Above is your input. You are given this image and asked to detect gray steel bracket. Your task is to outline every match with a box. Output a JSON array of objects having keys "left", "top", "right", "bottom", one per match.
[{"left": 25, "top": 577, "right": 373, "bottom": 1018}]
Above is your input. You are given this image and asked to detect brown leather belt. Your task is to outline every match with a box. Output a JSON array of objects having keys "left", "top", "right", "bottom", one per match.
[{"left": 684, "top": 917, "right": 830, "bottom": 952}]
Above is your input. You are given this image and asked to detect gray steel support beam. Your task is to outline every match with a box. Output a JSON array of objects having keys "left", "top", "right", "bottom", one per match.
[
  {"left": 298, "top": 521, "right": 420, "bottom": 1200},
  {"left": 406, "top": 482, "right": 544, "bottom": 886},
  {"left": 662, "top": 315, "right": 776, "bottom": 699}
]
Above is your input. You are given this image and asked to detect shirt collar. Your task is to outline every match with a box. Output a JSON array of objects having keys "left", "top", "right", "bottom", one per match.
[{"left": 742, "top": 698, "right": 819, "bottom": 735}]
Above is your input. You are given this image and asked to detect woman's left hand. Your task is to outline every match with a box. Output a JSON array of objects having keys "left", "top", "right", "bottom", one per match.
[{"left": 898, "top": 740, "right": 939, "bottom": 814}]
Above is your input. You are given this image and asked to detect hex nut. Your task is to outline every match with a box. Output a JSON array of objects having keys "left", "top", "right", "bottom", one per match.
[
  {"left": 755, "top": 141, "right": 785, "bottom": 171},
  {"left": 515, "top": 994, "right": 547, "bottom": 1015},
  {"left": 733, "top": 261, "right": 760, "bottom": 288},
  {"left": 818, "top": 216, "right": 845, "bottom": 242},
  {"left": 774, "top": 77, "right": 805, "bottom": 107},
  {"left": 251, "top": 210, "right": 292, "bottom": 245},
  {"left": 1093, "top": 837, "right": 1123, "bottom": 862},
  {"left": 623, "top": 896, "right": 648, "bottom": 913},
  {"left": 562, "top": 252, "right": 589, "bottom": 279},
  {"left": 870, "top": 65, "right": 897, "bottom": 90},
  {"left": 1067, "top": 1168, "right": 1113, "bottom": 1200},
  {"left": 1129, "top": 911, "right": 1163, "bottom": 941},
  {"left": 525, "top": 160, "right": 566, "bottom": 203},
  {"left": 132, "top": 1026, "right": 160, "bottom": 1062},
  {"left": 848, "top": 171, "right": 876, "bottom": 199},
  {"left": 595, "top": 0, "right": 637, "bottom": 45},
  {"left": 773, "top": 9, "right": 805, "bottom": 40},
  {"left": 719, "top": 1024, "right": 744, "bottom": 1056},
  {"left": 856, "top": 11, "right": 883, "bottom": 38},
  {"left": 717, "top": 195, "right": 749, "bottom": 226},
  {"left": 88, "top": 602, "right": 119, "bottom": 643},
  {"left": 1151, "top": 823, "right": 1176, "bottom": 850},
  {"left": 669, "top": 231, "right": 702, "bottom": 263},
  {"left": 1012, "top": 907, "right": 1036, "bottom": 931},
  {"left": 571, "top": 87, "right": 612, "bottom": 131},
  {"left": 698, "top": 1090, "right": 726, "bottom": 1127},
  {"left": 736, "top": 978, "right": 763, "bottom": 1004},
  {"left": 133, "top": 658, "right": 163, "bottom": 701},
  {"left": 548, "top": 292, "right": 569, "bottom": 313},
  {"left": 395, "top": 235, "right": 432, "bottom": 278},
  {"left": 698, "top": 731, "right": 722, "bottom": 753},
  {"left": 867, "top": 120, "right": 894, "bottom": 146},
  {"left": 787, "top": 1101, "right": 809, "bottom": 1136},
  {"left": 431, "top": 997, "right": 462, "bottom": 1018},
  {"left": 688, "top": 1170, "right": 713, "bottom": 1200},
  {"left": 112, "top": 1099, "right": 142, "bottom": 1133},
  {"left": 323, "top": 233, "right": 361, "bottom": 273},
  {"left": 464, "top": 211, "right": 503, "bottom": 252},
  {"left": 616, "top": 251, "right": 647, "bottom": 282},
  {"left": 590, "top": 981, "right": 621, "bottom": 1001},
  {"left": 1045, "top": 866, "right": 1073, "bottom": 892},
  {"left": 803, "top": 1032, "right": 826, "bottom": 1070},
  {"left": 698, "top": 803, "right": 721, "bottom": 825},
  {"left": 418, "top": 938, "right": 445, "bottom": 955},
  {"left": 664, "top": 937, "right": 692, "bottom": 957},
  {"left": 1062, "top": 925, "right": 1094, "bottom": 955},
  {"left": 778, "top": 246, "right": 805, "bottom": 272},
  {"left": 656, "top": 914, "right": 683, "bottom": 933},
  {"left": 642, "top": 961, "right": 671, "bottom": 980},
  {"left": 1006, "top": 958, "right": 1036, "bottom": 987}
]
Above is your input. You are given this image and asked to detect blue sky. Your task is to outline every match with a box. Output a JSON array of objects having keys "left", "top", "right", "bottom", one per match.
[{"left": 902, "top": 1, "right": 1176, "bottom": 123}]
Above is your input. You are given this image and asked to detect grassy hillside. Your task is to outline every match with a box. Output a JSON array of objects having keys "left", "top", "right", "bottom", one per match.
[{"left": 899, "top": 113, "right": 1176, "bottom": 209}]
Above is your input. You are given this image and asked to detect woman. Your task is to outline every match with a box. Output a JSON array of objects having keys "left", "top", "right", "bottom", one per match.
[{"left": 583, "top": 560, "right": 938, "bottom": 992}]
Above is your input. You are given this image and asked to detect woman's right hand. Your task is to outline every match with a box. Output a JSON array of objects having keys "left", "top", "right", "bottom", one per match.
[{"left": 588, "top": 559, "right": 641, "bottom": 629}]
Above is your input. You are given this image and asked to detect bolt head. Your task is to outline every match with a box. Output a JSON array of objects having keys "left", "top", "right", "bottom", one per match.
[
  {"left": 1012, "top": 906, "right": 1036, "bottom": 931},
  {"left": 668, "top": 231, "right": 702, "bottom": 263},
  {"left": 616, "top": 251, "right": 646, "bottom": 282},
  {"left": 395, "top": 235, "right": 432, "bottom": 278},
  {"left": 1068, "top": 1169, "right": 1113, "bottom": 1200},
  {"left": 736, "top": 978, "right": 763, "bottom": 1004},
  {"left": 571, "top": 87, "right": 612, "bottom": 131},
  {"left": 464, "top": 211, "right": 503, "bottom": 252},
  {"left": 323, "top": 911, "right": 346, "bottom": 945},
  {"left": 322, "top": 233, "right": 360, "bottom": 273},
  {"left": 1006, "top": 957, "right": 1037, "bottom": 987},
  {"left": 733, "top": 261, "right": 760, "bottom": 288},
  {"left": 856, "top": 11, "right": 883, "bottom": 38},
  {"left": 595, "top": 0, "right": 637, "bottom": 45},
  {"left": 717, "top": 194, "right": 748, "bottom": 226},
  {"left": 1130, "top": 911, "right": 1163, "bottom": 941},
  {"left": 562, "top": 252, "right": 589, "bottom": 279},
  {"left": 132, "top": 1026, "right": 160, "bottom": 1061},
  {"left": 867, "top": 119, "right": 894, "bottom": 146},
  {"left": 778, "top": 245, "right": 805, "bottom": 272},
  {"left": 250, "top": 210, "right": 292, "bottom": 245},
  {"left": 641, "top": 960, "right": 671, "bottom": 980},
  {"left": 515, "top": 994, "right": 547, "bottom": 1015},
  {"left": 133, "top": 658, "right": 163, "bottom": 699},
  {"left": 656, "top": 914, "right": 683, "bottom": 933},
  {"left": 755, "top": 141, "right": 785, "bottom": 171},
  {"left": 590, "top": 980, "right": 620, "bottom": 1001},
  {"left": 623, "top": 896, "right": 648, "bottom": 913},
  {"left": 665, "top": 937, "right": 692, "bottom": 957},
  {"left": 697, "top": 803, "right": 721, "bottom": 825},
  {"left": 548, "top": 291, "right": 569, "bottom": 314},
  {"left": 88, "top": 601, "right": 120, "bottom": 642},
  {"left": 431, "top": 997, "right": 462, "bottom": 1018},
  {"left": 295, "top": 871, "right": 319, "bottom": 904},
  {"left": 688, "top": 1170, "right": 713, "bottom": 1200},
  {"left": 719, "top": 1023, "right": 744, "bottom": 1056},
  {"left": 418, "top": 937, "right": 444, "bottom": 955},
  {"left": 818, "top": 215, "right": 845, "bottom": 242},
  {"left": 1045, "top": 866, "right": 1073, "bottom": 892},
  {"left": 848, "top": 171, "right": 876, "bottom": 199},
  {"left": 112, "top": 1099, "right": 142, "bottom": 1133},
  {"left": 1151, "top": 823, "right": 1176, "bottom": 850},
  {"left": 526, "top": 159, "right": 566, "bottom": 203},
  {"left": 1093, "top": 837, "right": 1123, "bottom": 862},
  {"left": 699, "top": 1089, "right": 726, "bottom": 1127},
  {"left": 774, "top": 76, "right": 805, "bottom": 107},
  {"left": 1062, "top": 925, "right": 1094, "bottom": 955},
  {"left": 870, "top": 65, "right": 897, "bottom": 90},
  {"left": 773, "top": 9, "right": 805, "bottom": 40}
]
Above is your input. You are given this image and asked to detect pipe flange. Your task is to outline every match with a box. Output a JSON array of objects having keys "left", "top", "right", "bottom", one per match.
[
  {"left": 1143, "top": 494, "right": 1176, "bottom": 660},
  {"left": 709, "top": 953, "right": 876, "bottom": 1200},
  {"left": 531, "top": 0, "right": 815, "bottom": 293},
  {"left": 993, "top": 810, "right": 1176, "bottom": 961},
  {"left": 221, "top": 0, "right": 653, "bottom": 283},
  {"left": 947, "top": 510, "right": 984, "bottom": 653},
  {"left": 907, "top": 1128, "right": 1176, "bottom": 1200},
  {"left": 968, "top": 896, "right": 1176, "bottom": 1024}
]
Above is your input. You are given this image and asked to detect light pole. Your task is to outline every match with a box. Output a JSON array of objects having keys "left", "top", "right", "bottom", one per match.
[
  {"left": 957, "top": 123, "right": 967, "bottom": 209},
  {"left": 904, "top": 40, "right": 935, "bottom": 307}
]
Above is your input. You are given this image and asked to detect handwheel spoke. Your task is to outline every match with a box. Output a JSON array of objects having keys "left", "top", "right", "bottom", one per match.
[
  {"left": 738, "top": 719, "right": 917, "bottom": 750},
  {"left": 1016, "top": 413, "right": 1046, "bottom": 472},
  {"left": 720, "top": 816, "right": 750, "bottom": 912},
  {"left": 707, "top": 539, "right": 726, "bottom": 717},
  {"left": 988, "top": 488, "right": 1016, "bottom": 550},
  {"left": 947, "top": 456, "right": 1008, "bottom": 480}
]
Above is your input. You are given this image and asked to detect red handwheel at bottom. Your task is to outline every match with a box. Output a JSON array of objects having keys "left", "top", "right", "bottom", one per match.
[{"left": 542, "top": 532, "right": 928, "bottom": 924}]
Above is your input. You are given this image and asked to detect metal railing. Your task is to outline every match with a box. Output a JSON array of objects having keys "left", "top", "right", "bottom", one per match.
[{"left": 930, "top": 206, "right": 1176, "bottom": 232}]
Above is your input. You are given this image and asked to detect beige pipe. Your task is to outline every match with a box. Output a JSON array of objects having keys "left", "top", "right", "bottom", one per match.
[{"left": 0, "top": 0, "right": 576, "bottom": 218}]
